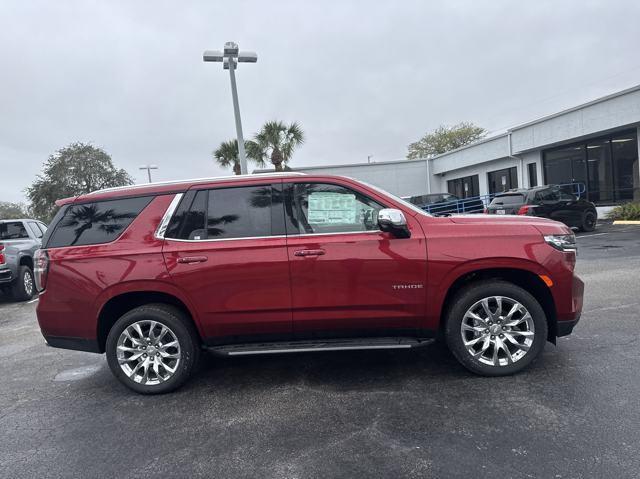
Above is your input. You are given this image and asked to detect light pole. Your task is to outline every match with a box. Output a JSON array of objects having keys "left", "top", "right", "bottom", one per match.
[
  {"left": 139, "top": 165, "right": 158, "bottom": 183},
  {"left": 203, "top": 42, "right": 258, "bottom": 175}
]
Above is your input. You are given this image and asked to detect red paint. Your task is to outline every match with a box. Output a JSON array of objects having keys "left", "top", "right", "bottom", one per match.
[{"left": 36, "top": 174, "right": 583, "bottom": 351}]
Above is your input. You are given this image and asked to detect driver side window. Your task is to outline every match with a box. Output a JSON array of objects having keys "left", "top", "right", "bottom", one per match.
[{"left": 285, "top": 183, "right": 384, "bottom": 235}]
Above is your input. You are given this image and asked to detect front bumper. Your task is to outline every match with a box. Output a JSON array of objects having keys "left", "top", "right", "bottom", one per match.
[{"left": 557, "top": 315, "right": 581, "bottom": 337}]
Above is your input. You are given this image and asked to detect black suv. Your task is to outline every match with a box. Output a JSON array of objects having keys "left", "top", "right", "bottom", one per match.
[{"left": 486, "top": 186, "right": 597, "bottom": 231}]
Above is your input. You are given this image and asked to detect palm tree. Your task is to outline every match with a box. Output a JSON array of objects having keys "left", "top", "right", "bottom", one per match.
[
  {"left": 213, "top": 139, "right": 263, "bottom": 175},
  {"left": 253, "top": 121, "right": 305, "bottom": 171}
]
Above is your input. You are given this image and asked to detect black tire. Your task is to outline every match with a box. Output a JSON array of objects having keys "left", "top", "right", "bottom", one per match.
[
  {"left": 580, "top": 210, "right": 597, "bottom": 232},
  {"left": 106, "top": 303, "right": 200, "bottom": 394},
  {"left": 11, "top": 265, "right": 36, "bottom": 302},
  {"left": 445, "top": 281, "right": 548, "bottom": 376}
]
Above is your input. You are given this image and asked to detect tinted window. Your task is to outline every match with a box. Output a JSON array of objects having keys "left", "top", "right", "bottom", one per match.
[
  {"left": 47, "top": 196, "right": 153, "bottom": 248},
  {"left": 165, "top": 191, "right": 207, "bottom": 240},
  {"left": 535, "top": 189, "right": 560, "bottom": 202},
  {"left": 27, "top": 222, "right": 43, "bottom": 239},
  {"left": 0, "top": 222, "right": 29, "bottom": 240},
  {"left": 286, "top": 183, "right": 383, "bottom": 234},
  {"left": 490, "top": 194, "right": 525, "bottom": 206},
  {"left": 207, "top": 186, "right": 272, "bottom": 239}
]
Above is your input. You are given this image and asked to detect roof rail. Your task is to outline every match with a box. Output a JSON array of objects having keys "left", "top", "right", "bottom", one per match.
[{"left": 85, "top": 172, "right": 306, "bottom": 196}]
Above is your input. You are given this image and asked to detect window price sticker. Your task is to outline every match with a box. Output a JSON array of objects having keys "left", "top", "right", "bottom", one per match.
[{"left": 307, "top": 192, "right": 357, "bottom": 224}]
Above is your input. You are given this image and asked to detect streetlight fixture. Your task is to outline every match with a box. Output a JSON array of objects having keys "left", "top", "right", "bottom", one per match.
[
  {"left": 203, "top": 42, "right": 258, "bottom": 175},
  {"left": 139, "top": 165, "right": 158, "bottom": 183}
]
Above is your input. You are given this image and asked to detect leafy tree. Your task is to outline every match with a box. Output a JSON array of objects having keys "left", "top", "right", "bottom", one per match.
[
  {"left": 213, "top": 139, "right": 264, "bottom": 175},
  {"left": 407, "top": 122, "right": 486, "bottom": 160},
  {"left": 26, "top": 142, "right": 133, "bottom": 222},
  {"left": 252, "top": 121, "right": 305, "bottom": 171},
  {"left": 0, "top": 201, "right": 31, "bottom": 220}
]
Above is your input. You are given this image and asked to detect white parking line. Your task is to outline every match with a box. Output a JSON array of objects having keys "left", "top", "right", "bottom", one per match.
[
  {"left": 578, "top": 233, "right": 609, "bottom": 238},
  {"left": 27, "top": 297, "right": 39, "bottom": 304}
]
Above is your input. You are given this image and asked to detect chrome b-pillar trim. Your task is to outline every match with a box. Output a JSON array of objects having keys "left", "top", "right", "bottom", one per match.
[{"left": 155, "top": 193, "right": 183, "bottom": 239}]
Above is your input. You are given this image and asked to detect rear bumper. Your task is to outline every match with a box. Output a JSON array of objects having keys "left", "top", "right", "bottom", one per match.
[
  {"left": 0, "top": 268, "right": 13, "bottom": 284},
  {"left": 44, "top": 335, "right": 101, "bottom": 353}
]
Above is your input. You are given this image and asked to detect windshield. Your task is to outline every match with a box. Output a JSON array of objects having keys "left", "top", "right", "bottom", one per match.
[{"left": 357, "top": 180, "right": 432, "bottom": 216}]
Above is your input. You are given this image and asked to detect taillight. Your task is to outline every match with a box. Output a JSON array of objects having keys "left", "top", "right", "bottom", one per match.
[
  {"left": 34, "top": 249, "right": 49, "bottom": 292},
  {"left": 517, "top": 205, "right": 533, "bottom": 215},
  {"left": 0, "top": 243, "right": 4, "bottom": 265}
]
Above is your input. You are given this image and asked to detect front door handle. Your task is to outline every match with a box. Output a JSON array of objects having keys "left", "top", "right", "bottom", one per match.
[
  {"left": 177, "top": 256, "right": 208, "bottom": 264},
  {"left": 294, "top": 249, "right": 326, "bottom": 257}
]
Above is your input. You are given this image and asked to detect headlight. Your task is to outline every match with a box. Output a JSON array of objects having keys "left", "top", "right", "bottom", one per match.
[{"left": 544, "top": 234, "right": 577, "bottom": 252}]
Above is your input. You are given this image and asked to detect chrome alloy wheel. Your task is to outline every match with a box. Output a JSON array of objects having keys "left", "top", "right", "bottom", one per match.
[
  {"left": 460, "top": 296, "right": 535, "bottom": 367},
  {"left": 23, "top": 270, "right": 34, "bottom": 296},
  {"left": 116, "top": 320, "right": 181, "bottom": 385}
]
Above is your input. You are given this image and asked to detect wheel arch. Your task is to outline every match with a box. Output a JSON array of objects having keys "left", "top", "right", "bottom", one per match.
[
  {"left": 96, "top": 287, "right": 202, "bottom": 353},
  {"left": 438, "top": 266, "right": 558, "bottom": 343}
]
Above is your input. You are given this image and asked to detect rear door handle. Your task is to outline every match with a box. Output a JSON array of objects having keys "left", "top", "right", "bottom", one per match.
[
  {"left": 177, "top": 256, "right": 208, "bottom": 264},
  {"left": 294, "top": 249, "right": 325, "bottom": 257}
]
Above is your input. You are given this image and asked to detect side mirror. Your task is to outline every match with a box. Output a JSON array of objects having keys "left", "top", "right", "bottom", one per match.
[{"left": 378, "top": 208, "right": 411, "bottom": 238}]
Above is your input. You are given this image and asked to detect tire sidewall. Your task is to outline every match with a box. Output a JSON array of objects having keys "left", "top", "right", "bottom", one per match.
[
  {"left": 445, "top": 281, "right": 548, "bottom": 376},
  {"left": 12, "top": 265, "right": 35, "bottom": 301},
  {"left": 106, "top": 305, "right": 199, "bottom": 394},
  {"left": 582, "top": 210, "right": 596, "bottom": 232}
]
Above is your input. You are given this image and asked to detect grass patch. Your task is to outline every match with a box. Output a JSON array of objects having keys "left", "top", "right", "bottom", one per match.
[{"left": 607, "top": 202, "right": 640, "bottom": 221}]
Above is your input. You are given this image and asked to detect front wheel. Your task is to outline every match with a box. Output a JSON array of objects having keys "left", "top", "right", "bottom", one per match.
[
  {"left": 580, "top": 210, "right": 597, "bottom": 232},
  {"left": 106, "top": 304, "right": 200, "bottom": 394},
  {"left": 445, "top": 281, "right": 548, "bottom": 376}
]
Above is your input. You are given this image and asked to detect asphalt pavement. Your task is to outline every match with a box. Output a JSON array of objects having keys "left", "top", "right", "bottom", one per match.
[{"left": 1, "top": 223, "right": 639, "bottom": 478}]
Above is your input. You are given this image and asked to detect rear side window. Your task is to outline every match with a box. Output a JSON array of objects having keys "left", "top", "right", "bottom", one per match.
[
  {"left": 27, "top": 222, "right": 43, "bottom": 239},
  {"left": 46, "top": 196, "right": 153, "bottom": 248},
  {"left": 490, "top": 194, "right": 525, "bottom": 206},
  {"left": 0, "top": 222, "right": 29, "bottom": 240},
  {"left": 535, "top": 189, "right": 560, "bottom": 202},
  {"left": 165, "top": 185, "right": 280, "bottom": 240}
]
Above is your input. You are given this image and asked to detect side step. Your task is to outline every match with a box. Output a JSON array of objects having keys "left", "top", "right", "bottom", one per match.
[{"left": 206, "top": 337, "right": 434, "bottom": 357}]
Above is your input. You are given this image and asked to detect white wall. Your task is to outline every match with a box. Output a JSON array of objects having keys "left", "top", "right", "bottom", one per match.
[{"left": 295, "top": 160, "right": 430, "bottom": 197}]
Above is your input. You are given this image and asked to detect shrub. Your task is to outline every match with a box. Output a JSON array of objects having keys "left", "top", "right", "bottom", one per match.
[{"left": 607, "top": 202, "right": 640, "bottom": 221}]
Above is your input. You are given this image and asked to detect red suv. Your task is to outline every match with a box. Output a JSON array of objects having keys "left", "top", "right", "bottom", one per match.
[{"left": 35, "top": 173, "right": 583, "bottom": 394}]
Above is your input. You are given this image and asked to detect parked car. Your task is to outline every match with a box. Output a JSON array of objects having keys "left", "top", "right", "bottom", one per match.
[
  {"left": 0, "top": 219, "right": 47, "bottom": 301},
  {"left": 486, "top": 186, "right": 597, "bottom": 232},
  {"left": 406, "top": 193, "right": 485, "bottom": 215},
  {"left": 35, "top": 173, "right": 583, "bottom": 394}
]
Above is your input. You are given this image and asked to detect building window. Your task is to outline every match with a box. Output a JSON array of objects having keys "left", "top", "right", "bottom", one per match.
[
  {"left": 543, "top": 130, "right": 638, "bottom": 204},
  {"left": 447, "top": 175, "right": 479, "bottom": 198},
  {"left": 487, "top": 167, "right": 518, "bottom": 194},
  {"left": 528, "top": 163, "right": 538, "bottom": 187}
]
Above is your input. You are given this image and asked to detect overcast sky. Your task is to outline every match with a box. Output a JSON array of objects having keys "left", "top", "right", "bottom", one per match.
[{"left": 2, "top": 0, "right": 640, "bottom": 203}]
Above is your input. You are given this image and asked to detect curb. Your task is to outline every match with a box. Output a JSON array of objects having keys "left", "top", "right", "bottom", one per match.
[{"left": 612, "top": 220, "right": 640, "bottom": 225}]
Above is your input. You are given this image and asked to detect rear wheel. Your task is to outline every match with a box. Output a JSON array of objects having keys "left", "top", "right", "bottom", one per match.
[
  {"left": 445, "top": 281, "right": 547, "bottom": 376},
  {"left": 11, "top": 265, "right": 35, "bottom": 301},
  {"left": 580, "top": 210, "right": 597, "bottom": 232},
  {"left": 106, "top": 304, "right": 200, "bottom": 394}
]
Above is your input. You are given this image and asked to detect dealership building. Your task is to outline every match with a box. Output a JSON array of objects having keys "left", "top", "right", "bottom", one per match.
[{"left": 284, "top": 84, "right": 640, "bottom": 206}]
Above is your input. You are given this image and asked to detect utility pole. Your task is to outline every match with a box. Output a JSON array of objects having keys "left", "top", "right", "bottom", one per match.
[{"left": 139, "top": 165, "right": 158, "bottom": 183}]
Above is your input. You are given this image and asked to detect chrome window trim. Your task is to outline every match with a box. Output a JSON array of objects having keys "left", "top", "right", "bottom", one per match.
[
  {"left": 155, "top": 193, "right": 184, "bottom": 239},
  {"left": 161, "top": 230, "right": 382, "bottom": 243}
]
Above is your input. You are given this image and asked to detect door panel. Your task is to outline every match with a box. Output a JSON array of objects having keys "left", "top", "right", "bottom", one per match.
[
  {"left": 163, "top": 184, "right": 292, "bottom": 341},
  {"left": 287, "top": 231, "right": 428, "bottom": 334},
  {"left": 164, "top": 237, "right": 292, "bottom": 339},
  {"left": 284, "top": 180, "right": 428, "bottom": 336}
]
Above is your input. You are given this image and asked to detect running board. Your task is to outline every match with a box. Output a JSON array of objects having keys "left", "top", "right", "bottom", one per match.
[{"left": 206, "top": 337, "right": 434, "bottom": 356}]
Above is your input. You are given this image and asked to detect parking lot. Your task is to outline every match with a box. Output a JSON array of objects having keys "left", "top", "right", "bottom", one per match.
[{"left": 1, "top": 224, "right": 639, "bottom": 478}]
